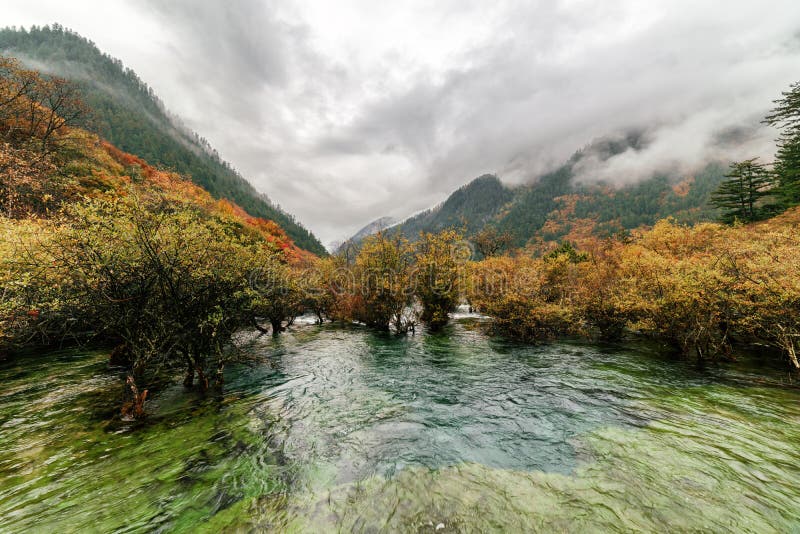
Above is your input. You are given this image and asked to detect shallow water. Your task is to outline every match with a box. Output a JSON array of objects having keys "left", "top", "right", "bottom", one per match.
[{"left": 1, "top": 312, "right": 799, "bottom": 532}]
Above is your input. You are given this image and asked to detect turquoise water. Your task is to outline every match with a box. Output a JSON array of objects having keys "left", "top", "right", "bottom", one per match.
[{"left": 1, "top": 313, "right": 799, "bottom": 532}]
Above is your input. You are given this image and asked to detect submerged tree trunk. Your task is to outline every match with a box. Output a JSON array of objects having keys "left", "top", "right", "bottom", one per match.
[
  {"left": 252, "top": 316, "right": 270, "bottom": 334},
  {"left": 215, "top": 362, "right": 225, "bottom": 387},
  {"left": 777, "top": 326, "right": 800, "bottom": 371},
  {"left": 183, "top": 359, "right": 194, "bottom": 388},
  {"left": 270, "top": 318, "right": 285, "bottom": 335},
  {"left": 121, "top": 375, "right": 148, "bottom": 420},
  {"left": 195, "top": 363, "right": 209, "bottom": 392}
]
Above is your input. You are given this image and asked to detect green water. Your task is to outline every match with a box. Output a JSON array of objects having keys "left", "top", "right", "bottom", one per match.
[{"left": 1, "top": 313, "right": 799, "bottom": 532}]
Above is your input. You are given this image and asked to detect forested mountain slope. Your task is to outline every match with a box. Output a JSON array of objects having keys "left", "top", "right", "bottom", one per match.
[
  {"left": 0, "top": 24, "right": 326, "bottom": 254},
  {"left": 363, "top": 139, "right": 725, "bottom": 252},
  {"left": 493, "top": 159, "right": 725, "bottom": 250},
  {"left": 393, "top": 174, "right": 515, "bottom": 238}
]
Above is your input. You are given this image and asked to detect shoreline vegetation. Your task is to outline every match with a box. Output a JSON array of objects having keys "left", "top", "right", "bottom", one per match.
[{"left": 2, "top": 56, "right": 800, "bottom": 419}]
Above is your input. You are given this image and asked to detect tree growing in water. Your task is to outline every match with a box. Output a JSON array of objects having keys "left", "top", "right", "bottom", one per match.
[
  {"left": 41, "top": 194, "right": 265, "bottom": 412},
  {"left": 414, "top": 229, "right": 466, "bottom": 331},
  {"left": 248, "top": 253, "right": 303, "bottom": 334},
  {"left": 351, "top": 232, "right": 415, "bottom": 332}
]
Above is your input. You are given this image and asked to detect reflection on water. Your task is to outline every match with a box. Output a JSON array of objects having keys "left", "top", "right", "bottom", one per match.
[{"left": 1, "top": 314, "right": 799, "bottom": 532}]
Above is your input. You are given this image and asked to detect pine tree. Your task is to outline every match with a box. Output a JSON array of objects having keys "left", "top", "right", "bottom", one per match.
[
  {"left": 772, "top": 137, "right": 800, "bottom": 206},
  {"left": 765, "top": 81, "right": 800, "bottom": 209},
  {"left": 710, "top": 159, "right": 774, "bottom": 224}
]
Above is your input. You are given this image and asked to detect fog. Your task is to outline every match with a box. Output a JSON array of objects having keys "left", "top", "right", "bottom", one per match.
[{"left": 3, "top": 0, "right": 800, "bottom": 244}]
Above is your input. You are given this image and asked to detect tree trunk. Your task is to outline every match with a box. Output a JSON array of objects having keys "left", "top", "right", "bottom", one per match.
[
  {"left": 215, "top": 362, "right": 225, "bottom": 387},
  {"left": 252, "top": 316, "right": 270, "bottom": 334},
  {"left": 782, "top": 331, "right": 799, "bottom": 371},
  {"left": 121, "top": 375, "right": 148, "bottom": 420},
  {"left": 270, "top": 318, "right": 284, "bottom": 335},
  {"left": 773, "top": 325, "right": 800, "bottom": 372},
  {"left": 195, "top": 365, "right": 209, "bottom": 392},
  {"left": 183, "top": 359, "right": 195, "bottom": 387}
]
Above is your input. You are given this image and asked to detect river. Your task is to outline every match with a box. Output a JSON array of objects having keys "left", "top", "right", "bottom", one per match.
[{"left": 1, "top": 310, "right": 799, "bottom": 532}]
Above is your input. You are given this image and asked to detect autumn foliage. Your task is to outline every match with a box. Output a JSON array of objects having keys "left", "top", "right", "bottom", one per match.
[
  {"left": 468, "top": 211, "right": 800, "bottom": 370},
  {"left": 0, "top": 57, "right": 314, "bottom": 417},
  {"left": 4, "top": 54, "right": 800, "bottom": 424}
]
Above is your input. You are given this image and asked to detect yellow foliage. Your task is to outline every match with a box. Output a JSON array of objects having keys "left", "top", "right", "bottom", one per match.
[{"left": 468, "top": 210, "right": 800, "bottom": 369}]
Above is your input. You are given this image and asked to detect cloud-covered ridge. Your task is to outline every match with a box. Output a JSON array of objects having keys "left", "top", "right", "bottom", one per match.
[{"left": 4, "top": 0, "right": 800, "bottom": 243}]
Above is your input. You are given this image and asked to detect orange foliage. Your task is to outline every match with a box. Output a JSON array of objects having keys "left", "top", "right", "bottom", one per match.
[
  {"left": 533, "top": 195, "right": 600, "bottom": 255},
  {"left": 672, "top": 176, "right": 694, "bottom": 197},
  {"left": 101, "top": 141, "right": 149, "bottom": 171},
  {"left": 98, "top": 141, "right": 304, "bottom": 260},
  {"left": 2, "top": 54, "right": 307, "bottom": 262},
  {"left": 215, "top": 199, "right": 300, "bottom": 261},
  {"left": 468, "top": 210, "right": 800, "bottom": 368}
]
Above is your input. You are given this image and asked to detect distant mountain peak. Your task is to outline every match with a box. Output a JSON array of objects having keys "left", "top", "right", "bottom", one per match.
[{"left": 334, "top": 216, "right": 398, "bottom": 252}]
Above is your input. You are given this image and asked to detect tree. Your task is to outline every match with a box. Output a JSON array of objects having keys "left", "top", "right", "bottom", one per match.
[
  {"left": 414, "top": 230, "right": 466, "bottom": 330},
  {"left": 618, "top": 221, "right": 736, "bottom": 360},
  {"left": 543, "top": 241, "right": 588, "bottom": 263},
  {"left": 764, "top": 81, "right": 800, "bottom": 209},
  {"left": 467, "top": 256, "right": 576, "bottom": 342},
  {"left": 472, "top": 226, "right": 512, "bottom": 258},
  {"left": 0, "top": 56, "right": 36, "bottom": 123},
  {"left": 0, "top": 54, "right": 87, "bottom": 151},
  {"left": 301, "top": 256, "right": 346, "bottom": 324},
  {"left": 35, "top": 76, "right": 88, "bottom": 151},
  {"left": 352, "top": 232, "right": 415, "bottom": 331},
  {"left": 710, "top": 159, "right": 774, "bottom": 224},
  {"left": 249, "top": 253, "right": 303, "bottom": 334},
  {"left": 43, "top": 195, "right": 260, "bottom": 413},
  {"left": 573, "top": 241, "right": 628, "bottom": 340}
]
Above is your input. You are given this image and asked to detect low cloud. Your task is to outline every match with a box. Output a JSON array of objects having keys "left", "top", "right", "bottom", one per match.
[{"left": 4, "top": 0, "right": 800, "bottom": 244}]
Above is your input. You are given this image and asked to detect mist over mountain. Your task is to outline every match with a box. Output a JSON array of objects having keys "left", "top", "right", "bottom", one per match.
[
  {"left": 1, "top": 21, "right": 731, "bottom": 256},
  {"left": 330, "top": 216, "right": 397, "bottom": 253},
  {"left": 0, "top": 24, "right": 326, "bottom": 255},
  {"left": 348, "top": 133, "right": 726, "bottom": 251},
  {"left": 5, "top": 1, "right": 798, "bottom": 244},
  {"left": 350, "top": 216, "right": 398, "bottom": 241}
]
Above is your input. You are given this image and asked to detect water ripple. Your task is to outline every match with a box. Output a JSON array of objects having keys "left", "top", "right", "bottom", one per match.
[{"left": 1, "top": 318, "right": 799, "bottom": 531}]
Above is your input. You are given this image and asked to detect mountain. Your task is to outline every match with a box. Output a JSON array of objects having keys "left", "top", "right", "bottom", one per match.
[
  {"left": 332, "top": 216, "right": 396, "bottom": 253},
  {"left": 349, "top": 138, "right": 725, "bottom": 252},
  {"left": 351, "top": 216, "right": 398, "bottom": 241},
  {"left": 391, "top": 174, "right": 514, "bottom": 238},
  {"left": 492, "top": 152, "right": 725, "bottom": 250},
  {"left": 0, "top": 24, "right": 326, "bottom": 255},
  {"left": 1, "top": 126, "right": 305, "bottom": 262}
]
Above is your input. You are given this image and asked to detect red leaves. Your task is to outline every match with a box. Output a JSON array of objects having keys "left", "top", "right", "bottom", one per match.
[{"left": 215, "top": 198, "right": 301, "bottom": 260}]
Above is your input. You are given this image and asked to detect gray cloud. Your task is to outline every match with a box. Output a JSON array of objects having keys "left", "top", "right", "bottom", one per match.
[{"left": 4, "top": 0, "right": 800, "bottom": 245}]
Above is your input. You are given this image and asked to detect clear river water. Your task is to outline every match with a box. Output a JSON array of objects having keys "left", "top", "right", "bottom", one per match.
[{"left": 1, "top": 311, "right": 799, "bottom": 532}]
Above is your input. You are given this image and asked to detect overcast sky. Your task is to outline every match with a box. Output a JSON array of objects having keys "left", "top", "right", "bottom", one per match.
[{"left": 4, "top": 1, "right": 800, "bottom": 245}]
